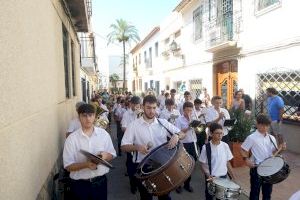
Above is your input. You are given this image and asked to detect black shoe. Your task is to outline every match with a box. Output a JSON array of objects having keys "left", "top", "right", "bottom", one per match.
[
  {"left": 124, "top": 172, "right": 128, "bottom": 176},
  {"left": 130, "top": 187, "right": 137, "bottom": 194},
  {"left": 184, "top": 185, "right": 194, "bottom": 193},
  {"left": 176, "top": 186, "right": 182, "bottom": 194},
  {"left": 118, "top": 152, "right": 122, "bottom": 156}
]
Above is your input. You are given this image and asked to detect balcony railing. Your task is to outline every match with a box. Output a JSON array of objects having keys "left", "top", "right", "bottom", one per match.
[{"left": 205, "top": 12, "right": 242, "bottom": 51}]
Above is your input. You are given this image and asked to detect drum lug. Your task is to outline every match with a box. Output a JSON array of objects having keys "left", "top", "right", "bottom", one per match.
[
  {"left": 163, "top": 172, "right": 174, "bottom": 186},
  {"left": 150, "top": 182, "right": 157, "bottom": 191}
]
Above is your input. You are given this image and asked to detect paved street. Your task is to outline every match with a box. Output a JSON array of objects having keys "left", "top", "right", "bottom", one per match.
[{"left": 106, "top": 122, "right": 249, "bottom": 200}]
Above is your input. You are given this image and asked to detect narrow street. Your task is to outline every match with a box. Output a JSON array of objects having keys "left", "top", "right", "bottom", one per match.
[{"left": 107, "top": 122, "right": 250, "bottom": 200}]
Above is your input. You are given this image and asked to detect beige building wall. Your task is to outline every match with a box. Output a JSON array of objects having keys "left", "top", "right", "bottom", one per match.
[{"left": 0, "top": 0, "right": 83, "bottom": 199}]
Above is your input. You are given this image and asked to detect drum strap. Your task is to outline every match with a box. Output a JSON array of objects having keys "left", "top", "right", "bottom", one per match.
[
  {"left": 205, "top": 143, "right": 212, "bottom": 175},
  {"left": 157, "top": 119, "right": 174, "bottom": 140},
  {"left": 269, "top": 136, "right": 278, "bottom": 151}
]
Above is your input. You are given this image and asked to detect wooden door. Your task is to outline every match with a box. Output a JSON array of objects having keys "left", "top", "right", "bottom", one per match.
[{"left": 216, "top": 60, "right": 238, "bottom": 108}]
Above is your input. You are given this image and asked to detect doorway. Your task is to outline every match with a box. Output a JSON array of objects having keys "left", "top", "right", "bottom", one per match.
[{"left": 215, "top": 60, "right": 238, "bottom": 108}]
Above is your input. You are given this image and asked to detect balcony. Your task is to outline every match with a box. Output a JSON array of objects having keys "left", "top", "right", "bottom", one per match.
[
  {"left": 80, "top": 34, "right": 97, "bottom": 75},
  {"left": 206, "top": 13, "right": 242, "bottom": 52},
  {"left": 63, "top": 0, "right": 92, "bottom": 32}
]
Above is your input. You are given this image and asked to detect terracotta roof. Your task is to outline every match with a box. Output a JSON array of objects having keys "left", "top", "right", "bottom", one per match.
[
  {"left": 173, "top": 0, "right": 193, "bottom": 12},
  {"left": 130, "top": 27, "right": 160, "bottom": 54}
]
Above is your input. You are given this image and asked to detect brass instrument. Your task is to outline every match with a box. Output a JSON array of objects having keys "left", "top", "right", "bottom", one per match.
[
  {"left": 189, "top": 119, "right": 206, "bottom": 134},
  {"left": 168, "top": 113, "right": 179, "bottom": 125},
  {"left": 95, "top": 116, "right": 109, "bottom": 129},
  {"left": 135, "top": 109, "right": 144, "bottom": 118}
]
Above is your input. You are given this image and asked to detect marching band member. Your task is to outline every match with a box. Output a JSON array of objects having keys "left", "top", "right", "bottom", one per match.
[
  {"left": 159, "top": 99, "right": 180, "bottom": 125},
  {"left": 193, "top": 98, "right": 207, "bottom": 152},
  {"left": 63, "top": 104, "right": 116, "bottom": 200},
  {"left": 114, "top": 99, "right": 127, "bottom": 156},
  {"left": 241, "top": 114, "right": 286, "bottom": 200},
  {"left": 206, "top": 96, "right": 231, "bottom": 143},
  {"left": 178, "top": 91, "right": 193, "bottom": 115},
  {"left": 175, "top": 101, "right": 198, "bottom": 193},
  {"left": 121, "top": 96, "right": 141, "bottom": 194},
  {"left": 121, "top": 95, "right": 185, "bottom": 200},
  {"left": 170, "top": 89, "right": 180, "bottom": 109},
  {"left": 199, "top": 122, "right": 235, "bottom": 200}
]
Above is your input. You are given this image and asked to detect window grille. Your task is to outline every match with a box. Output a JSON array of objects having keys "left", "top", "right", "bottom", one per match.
[
  {"left": 255, "top": 68, "right": 300, "bottom": 124},
  {"left": 189, "top": 79, "right": 203, "bottom": 99},
  {"left": 257, "top": 0, "right": 280, "bottom": 11}
]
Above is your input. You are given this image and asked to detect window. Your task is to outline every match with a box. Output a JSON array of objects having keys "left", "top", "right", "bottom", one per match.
[
  {"left": 175, "top": 30, "right": 181, "bottom": 38},
  {"left": 139, "top": 53, "right": 141, "bottom": 64},
  {"left": 165, "top": 38, "right": 170, "bottom": 44},
  {"left": 62, "top": 25, "right": 70, "bottom": 98},
  {"left": 148, "top": 47, "right": 152, "bottom": 68},
  {"left": 193, "top": 6, "right": 203, "bottom": 41},
  {"left": 208, "top": 0, "right": 217, "bottom": 21},
  {"left": 71, "top": 41, "right": 76, "bottom": 96},
  {"left": 257, "top": 0, "right": 280, "bottom": 12},
  {"left": 155, "top": 42, "right": 159, "bottom": 57},
  {"left": 144, "top": 51, "right": 147, "bottom": 63}
]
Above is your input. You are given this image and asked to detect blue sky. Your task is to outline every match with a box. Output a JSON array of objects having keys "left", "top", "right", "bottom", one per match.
[{"left": 92, "top": 0, "right": 181, "bottom": 46}]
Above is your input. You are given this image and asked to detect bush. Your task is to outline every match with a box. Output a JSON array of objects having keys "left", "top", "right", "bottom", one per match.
[{"left": 228, "top": 109, "right": 254, "bottom": 142}]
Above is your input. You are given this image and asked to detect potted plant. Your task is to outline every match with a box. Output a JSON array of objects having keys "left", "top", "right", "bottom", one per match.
[{"left": 228, "top": 109, "right": 254, "bottom": 167}]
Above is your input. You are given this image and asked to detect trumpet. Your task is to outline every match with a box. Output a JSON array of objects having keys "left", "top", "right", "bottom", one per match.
[{"left": 189, "top": 120, "right": 207, "bottom": 134}]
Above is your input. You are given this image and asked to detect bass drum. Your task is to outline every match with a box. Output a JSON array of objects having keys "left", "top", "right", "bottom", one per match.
[{"left": 136, "top": 142, "right": 195, "bottom": 196}]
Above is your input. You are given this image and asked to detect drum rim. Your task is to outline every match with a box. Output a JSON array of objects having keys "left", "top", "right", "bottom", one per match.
[
  {"left": 136, "top": 142, "right": 182, "bottom": 179},
  {"left": 257, "top": 156, "right": 285, "bottom": 177}
]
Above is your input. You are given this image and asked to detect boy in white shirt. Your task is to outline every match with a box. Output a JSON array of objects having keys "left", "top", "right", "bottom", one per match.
[
  {"left": 199, "top": 122, "right": 235, "bottom": 200},
  {"left": 159, "top": 99, "right": 180, "bottom": 125}
]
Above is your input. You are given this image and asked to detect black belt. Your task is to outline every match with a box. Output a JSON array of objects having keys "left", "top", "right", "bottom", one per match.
[{"left": 77, "top": 175, "right": 106, "bottom": 183}]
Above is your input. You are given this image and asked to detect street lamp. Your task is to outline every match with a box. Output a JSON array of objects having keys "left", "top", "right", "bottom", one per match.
[{"left": 169, "top": 40, "right": 178, "bottom": 52}]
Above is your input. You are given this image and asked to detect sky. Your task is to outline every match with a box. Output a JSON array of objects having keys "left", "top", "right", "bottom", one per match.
[{"left": 91, "top": 0, "right": 181, "bottom": 80}]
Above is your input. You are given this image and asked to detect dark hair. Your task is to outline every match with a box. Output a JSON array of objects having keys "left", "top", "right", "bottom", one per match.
[
  {"left": 164, "top": 92, "right": 170, "bottom": 98},
  {"left": 77, "top": 104, "right": 95, "bottom": 114},
  {"left": 170, "top": 89, "right": 176, "bottom": 93},
  {"left": 194, "top": 98, "right": 202, "bottom": 105},
  {"left": 211, "top": 95, "right": 222, "bottom": 102},
  {"left": 184, "top": 91, "right": 191, "bottom": 96},
  {"left": 165, "top": 98, "right": 174, "bottom": 106},
  {"left": 256, "top": 113, "right": 271, "bottom": 125},
  {"left": 130, "top": 96, "right": 141, "bottom": 104},
  {"left": 234, "top": 90, "right": 242, "bottom": 97},
  {"left": 143, "top": 95, "right": 157, "bottom": 105},
  {"left": 209, "top": 122, "right": 223, "bottom": 133},
  {"left": 120, "top": 99, "right": 125, "bottom": 104},
  {"left": 183, "top": 101, "right": 194, "bottom": 109},
  {"left": 266, "top": 87, "right": 278, "bottom": 95}
]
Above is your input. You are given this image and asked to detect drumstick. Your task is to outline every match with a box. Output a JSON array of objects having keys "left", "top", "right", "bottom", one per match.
[{"left": 272, "top": 146, "right": 283, "bottom": 157}]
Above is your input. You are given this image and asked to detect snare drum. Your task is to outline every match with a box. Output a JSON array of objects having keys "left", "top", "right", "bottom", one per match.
[
  {"left": 257, "top": 156, "right": 290, "bottom": 184},
  {"left": 208, "top": 178, "right": 241, "bottom": 200},
  {"left": 136, "top": 142, "right": 194, "bottom": 196}
]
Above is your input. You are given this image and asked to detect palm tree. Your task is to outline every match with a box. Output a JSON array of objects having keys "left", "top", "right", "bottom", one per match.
[
  {"left": 109, "top": 73, "right": 119, "bottom": 89},
  {"left": 107, "top": 19, "right": 140, "bottom": 91}
]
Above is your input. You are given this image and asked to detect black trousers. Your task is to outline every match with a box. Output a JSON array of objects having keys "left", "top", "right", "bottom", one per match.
[
  {"left": 69, "top": 175, "right": 107, "bottom": 200},
  {"left": 127, "top": 153, "right": 138, "bottom": 191},
  {"left": 183, "top": 142, "right": 198, "bottom": 188},
  {"left": 196, "top": 132, "right": 206, "bottom": 153},
  {"left": 250, "top": 167, "right": 273, "bottom": 200},
  {"left": 116, "top": 121, "right": 123, "bottom": 154},
  {"left": 134, "top": 162, "right": 171, "bottom": 200},
  {"left": 204, "top": 175, "right": 227, "bottom": 200}
]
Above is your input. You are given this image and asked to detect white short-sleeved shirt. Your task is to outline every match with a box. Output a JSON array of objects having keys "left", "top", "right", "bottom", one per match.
[
  {"left": 121, "top": 117, "right": 180, "bottom": 163},
  {"left": 121, "top": 109, "right": 137, "bottom": 129},
  {"left": 241, "top": 130, "right": 277, "bottom": 165},
  {"left": 115, "top": 107, "right": 127, "bottom": 121},
  {"left": 63, "top": 127, "right": 116, "bottom": 180},
  {"left": 199, "top": 141, "right": 233, "bottom": 177},
  {"left": 206, "top": 107, "right": 230, "bottom": 136},
  {"left": 67, "top": 117, "right": 81, "bottom": 133},
  {"left": 175, "top": 115, "right": 197, "bottom": 143},
  {"left": 159, "top": 109, "right": 180, "bottom": 121}
]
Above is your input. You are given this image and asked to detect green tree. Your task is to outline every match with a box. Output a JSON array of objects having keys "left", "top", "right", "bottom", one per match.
[
  {"left": 109, "top": 73, "right": 119, "bottom": 89},
  {"left": 107, "top": 19, "right": 140, "bottom": 90}
]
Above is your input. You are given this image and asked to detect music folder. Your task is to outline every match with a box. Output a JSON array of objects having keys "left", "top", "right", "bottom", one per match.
[
  {"left": 80, "top": 149, "right": 114, "bottom": 169},
  {"left": 224, "top": 119, "right": 236, "bottom": 127}
]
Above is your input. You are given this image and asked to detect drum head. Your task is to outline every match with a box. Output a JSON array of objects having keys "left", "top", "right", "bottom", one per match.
[
  {"left": 139, "top": 142, "right": 177, "bottom": 176},
  {"left": 257, "top": 157, "right": 284, "bottom": 177},
  {"left": 213, "top": 178, "right": 240, "bottom": 189}
]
